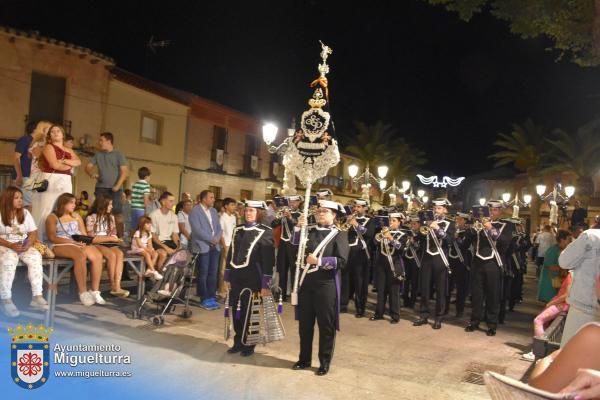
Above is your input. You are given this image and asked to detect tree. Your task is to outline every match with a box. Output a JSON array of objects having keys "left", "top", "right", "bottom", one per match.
[
  {"left": 545, "top": 120, "right": 600, "bottom": 201},
  {"left": 424, "top": 0, "right": 600, "bottom": 66},
  {"left": 489, "top": 118, "right": 551, "bottom": 231},
  {"left": 345, "top": 121, "right": 428, "bottom": 202},
  {"left": 344, "top": 121, "right": 397, "bottom": 167}
]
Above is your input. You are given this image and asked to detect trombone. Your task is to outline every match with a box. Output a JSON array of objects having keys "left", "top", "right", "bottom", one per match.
[{"left": 419, "top": 219, "right": 449, "bottom": 268}]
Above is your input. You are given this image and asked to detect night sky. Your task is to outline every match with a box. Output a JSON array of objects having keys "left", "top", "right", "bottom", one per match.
[{"left": 2, "top": 0, "right": 600, "bottom": 176}]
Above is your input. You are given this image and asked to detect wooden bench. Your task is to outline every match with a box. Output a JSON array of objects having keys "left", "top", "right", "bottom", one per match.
[{"left": 18, "top": 253, "right": 145, "bottom": 327}]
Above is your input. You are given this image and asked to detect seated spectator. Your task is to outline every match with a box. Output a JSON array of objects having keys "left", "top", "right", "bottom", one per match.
[
  {"left": 149, "top": 191, "right": 180, "bottom": 269},
  {"left": 561, "top": 368, "right": 600, "bottom": 400},
  {"left": 0, "top": 187, "right": 48, "bottom": 317},
  {"left": 521, "top": 272, "right": 572, "bottom": 361},
  {"left": 129, "top": 216, "right": 162, "bottom": 280},
  {"left": 46, "top": 193, "right": 105, "bottom": 307},
  {"left": 86, "top": 195, "right": 128, "bottom": 298},
  {"left": 177, "top": 199, "right": 192, "bottom": 249},
  {"left": 558, "top": 227, "right": 600, "bottom": 346},
  {"left": 528, "top": 322, "right": 600, "bottom": 393}
]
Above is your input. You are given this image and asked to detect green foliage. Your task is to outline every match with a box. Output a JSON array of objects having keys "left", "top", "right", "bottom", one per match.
[
  {"left": 424, "top": 0, "right": 599, "bottom": 66},
  {"left": 488, "top": 118, "right": 548, "bottom": 174},
  {"left": 544, "top": 120, "right": 600, "bottom": 178},
  {"left": 344, "top": 121, "right": 427, "bottom": 180}
]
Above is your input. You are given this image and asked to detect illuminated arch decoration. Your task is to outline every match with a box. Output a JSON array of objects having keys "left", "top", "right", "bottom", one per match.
[{"left": 416, "top": 174, "right": 465, "bottom": 188}]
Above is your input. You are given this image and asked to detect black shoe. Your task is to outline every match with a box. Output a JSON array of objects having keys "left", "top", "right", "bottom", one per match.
[
  {"left": 355, "top": 312, "right": 364, "bottom": 318},
  {"left": 316, "top": 364, "right": 329, "bottom": 376},
  {"left": 227, "top": 345, "right": 243, "bottom": 354},
  {"left": 465, "top": 323, "right": 479, "bottom": 332},
  {"left": 486, "top": 328, "right": 497, "bottom": 336},
  {"left": 433, "top": 319, "right": 442, "bottom": 329},
  {"left": 292, "top": 361, "right": 311, "bottom": 370},
  {"left": 390, "top": 319, "right": 399, "bottom": 324},
  {"left": 369, "top": 315, "right": 384, "bottom": 321},
  {"left": 413, "top": 317, "right": 428, "bottom": 326},
  {"left": 240, "top": 348, "right": 255, "bottom": 357}
]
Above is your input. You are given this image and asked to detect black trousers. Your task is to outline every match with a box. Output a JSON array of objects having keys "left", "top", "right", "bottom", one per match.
[
  {"left": 447, "top": 258, "right": 468, "bottom": 314},
  {"left": 470, "top": 258, "right": 502, "bottom": 328},
  {"left": 298, "top": 280, "right": 337, "bottom": 366},
  {"left": 341, "top": 246, "right": 368, "bottom": 312},
  {"left": 509, "top": 269, "right": 523, "bottom": 310},
  {"left": 499, "top": 273, "right": 512, "bottom": 323},
  {"left": 419, "top": 254, "right": 448, "bottom": 318},
  {"left": 276, "top": 240, "right": 296, "bottom": 297},
  {"left": 375, "top": 262, "right": 401, "bottom": 321},
  {"left": 229, "top": 285, "right": 257, "bottom": 352},
  {"left": 402, "top": 258, "right": 419, "bottom": 307}
]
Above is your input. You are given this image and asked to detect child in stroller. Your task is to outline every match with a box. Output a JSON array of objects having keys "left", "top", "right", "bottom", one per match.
[{"left": 133, "top": 249, "right": 197, "bottom": 325}]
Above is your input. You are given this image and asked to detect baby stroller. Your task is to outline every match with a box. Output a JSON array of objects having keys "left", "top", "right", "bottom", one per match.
[{"left": 131, "top": 249, "right": 197, "bottom": 326}]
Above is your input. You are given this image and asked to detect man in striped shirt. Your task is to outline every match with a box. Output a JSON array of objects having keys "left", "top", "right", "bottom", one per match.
[{"left": 131, "top": 167, "right": 152, "bottom": 230}]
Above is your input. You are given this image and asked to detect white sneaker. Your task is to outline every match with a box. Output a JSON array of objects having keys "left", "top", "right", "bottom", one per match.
[
  {"left": 1, "top": 300, "right": 20, "bottom": 317},
  {"left": 144, "top": 269, "right": 155, "bottom": 278},
  {"left": 79, "top": 291, "right": 95, "bottom": 306},
  {"left": 153, "top": 271, "right": 163, "bottom": 280},
  {"left": 521, "top": 351, "right": 536, "bottom": 362},
  {"left": 30, "top": 296, "right": 49, "bottom": 310},
  {"left": 90, "top": 290, "right": 106, "bottom": 305},
  {"left": 157, "top": 289, "right": 172, "bottom": 297}
]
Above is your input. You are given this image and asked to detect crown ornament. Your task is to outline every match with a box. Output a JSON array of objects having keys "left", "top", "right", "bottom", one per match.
[{"left": 7, "top": 323, "right": 54, "bottom": 343}]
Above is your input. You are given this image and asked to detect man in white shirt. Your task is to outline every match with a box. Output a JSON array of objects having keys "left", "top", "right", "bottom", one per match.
[
  {"left": 150, "top": 192, "right": 180, "bottom": 269},
  {"left": 535, "top": 225, "right": 556, "bottom": 277},
  {"left": 218, "top": 198, "right": 238, "bottom": 298}
]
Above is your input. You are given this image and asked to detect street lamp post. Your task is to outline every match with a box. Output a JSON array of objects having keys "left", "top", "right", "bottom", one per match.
[
  {"left": 501, "top": 192, "right": 531, "bottom": 219},
  {"left": 262, "top": 122, "right": 298, "bottom": 195},
  {"left": 381, "top": 179, "right": 411, "bottom": 206},
  {"left": 348, "top": 162, "right": 388, "bottom": 203},
  {"left": 535, "top": 182, "right": 575, "bottom": 225}
]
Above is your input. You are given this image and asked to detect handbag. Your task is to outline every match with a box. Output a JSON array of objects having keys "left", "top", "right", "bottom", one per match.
[
  {"left": 55, "top": 215, "right": 94, "bottom": 244},
  {"left": 71, "top": 234, "right": 94, "bottom": 245},
  {"left": 29, "top": 172, "right": 49, "bottom": 193}
]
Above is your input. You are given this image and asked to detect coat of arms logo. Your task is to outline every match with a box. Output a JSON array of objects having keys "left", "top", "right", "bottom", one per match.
[{"left": 8, "top": 323, "right": 53, "bottom": 390}]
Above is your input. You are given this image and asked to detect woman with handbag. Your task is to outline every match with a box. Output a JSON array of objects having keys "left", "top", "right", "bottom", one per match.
[
  {"left": 537, "top": 229, "right": 572, "bottom": 303},
  {"left": 31, "top": 125, "right": 80, "bottom": 241},
  {"left": 86, "top": 194, "right": 128, "bottom": 298},
  {"left": 0, "top": 186, "right": 48, "bottom": 317},
  {"left": 46, "top": 193, "right": 105, "bottom": 307}
]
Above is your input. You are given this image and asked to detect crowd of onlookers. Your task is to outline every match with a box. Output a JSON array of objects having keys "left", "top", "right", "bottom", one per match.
[{"left": 2, "top": 120, "right": 248, "bottom": 317}]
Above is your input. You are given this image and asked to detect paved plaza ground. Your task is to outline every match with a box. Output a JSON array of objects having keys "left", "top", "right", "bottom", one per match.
[{"left": 3, "top": 265, "right": 543, "bottom": 399}]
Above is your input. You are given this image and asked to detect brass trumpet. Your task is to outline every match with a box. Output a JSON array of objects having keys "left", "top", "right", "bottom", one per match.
[
  {"left": 375, "top": 227, "right": 390, "bottom": 241},
  {"left": 338, "top": 212, "right": 358, "bottom": 231},
  {"left": 473, "top": 217, "right": 491, "bottom": 230}
]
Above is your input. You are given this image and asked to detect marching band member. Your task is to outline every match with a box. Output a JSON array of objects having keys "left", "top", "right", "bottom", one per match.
[
  {"left": 413, "top": 198, "right": 455, "bottom": 330},
  {"left": 445, "top": 212, "right": 471, "bottom": 317},
  {"left": 402, "top": 214, "right": 422, "bottom": 308},
  {"left": 341, "top": 199, "right": 376, "bottom": 318},
  {"left": 292, "top": 200, "right": 349, "bottom": 376},
  {"left": 370, "top": 212, "right": 406, "bottom": 324},
  {"left": 272, "top": 195, "right": 302, "bottom": 301},
  {"left": 464, "top": 200, "right": 514, "bottom": 336},
  {"left": 224, "top": 200, "right": 274, "bottom": 357}
]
